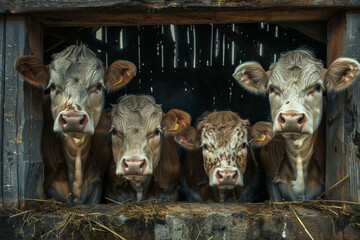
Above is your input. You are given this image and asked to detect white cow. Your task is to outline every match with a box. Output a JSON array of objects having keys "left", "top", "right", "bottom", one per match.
[{"left": 233, "top": 50, "right": 360, "bottom": 201}]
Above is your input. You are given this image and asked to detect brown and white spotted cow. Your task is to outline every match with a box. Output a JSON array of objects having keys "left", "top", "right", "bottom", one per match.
[
  {"left": 14, "top": 45, "right": 136, "bottom": 203},
  {"left": 105, "top": 95, "right": 191, "bottom": 202},
  {"left": 233, "top": 50, "right": 360, "bottom": 201},
  {"left": 175, "top": 111, "right": 273, "bottom": 203}
]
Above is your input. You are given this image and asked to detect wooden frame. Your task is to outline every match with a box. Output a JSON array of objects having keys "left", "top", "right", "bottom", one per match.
[{"left": 1, "top": 1, "right": 360, "bottom": 206}]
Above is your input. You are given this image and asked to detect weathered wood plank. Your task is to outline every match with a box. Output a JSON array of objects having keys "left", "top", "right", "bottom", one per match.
[
  {"left": 2, "top": 16, "right": 31, "bottom": 206},
  {"left": 25, "top": 18, "right": 44, "bottom": 199},
  {"left": 0, "top": 15, "right": 5, "bottom": 205},
  {"left": 7, "top": 0, "right": 360, "bottom": 14},
  {"left": 29, "top": 9, "right": 339, "bottom": 27},
  {"left": 326, "top": 11, "right": 360, "bottom": 202},
  {"left": 0, "top": 2, "right": 5, "bottom": 14},
  {"left": 1, "top": 202, "right": 360, "bottom": 239}
]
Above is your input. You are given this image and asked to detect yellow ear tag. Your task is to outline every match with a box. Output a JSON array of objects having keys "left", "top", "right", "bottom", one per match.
[
  {"left": 169, "top": 117, "right": 179, "bottom": 131},
  {"left": 254, "top": 133, "right": 266, "bottom": 142},
  {"left": 112, "top": 75, "right": 123, "bottom": 87},
  {"left": 339, "top": 75, "right": 345, "bottom": 83}
]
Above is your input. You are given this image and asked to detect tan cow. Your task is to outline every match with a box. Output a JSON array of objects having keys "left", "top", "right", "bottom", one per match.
[
  {"left": 14, "top": 44, "right": 136, "bottom": 203},
  {"left": 233, "top": 50, "right": 360, "bottom": 201},
  {"left": 105, "top": 95, "right": 191, "bottom": 202},
  {"left": 175, "top": 111, "right": 273, "bottom": 203}
]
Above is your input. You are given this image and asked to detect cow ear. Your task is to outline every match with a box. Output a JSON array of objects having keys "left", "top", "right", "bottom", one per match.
[
  {"left": 104, "top": 60, "right": 137, "bottom": 90},
  {"left": 325, "top": 58, "right": 360, "bottom": 91},
  {"left": 174, "top": 126, "right": 201, "bottom": 150},
  {"left": 162, "top": 109, "right": 191, "bottom": 136},
  {"left": 248, "top": 121, "right": 274, "bottom": 147},
  {"left": 233, "top": 62, "right": 268, "bottom": 94},
  {"left": 14, "top": 55, "right": 49, "bottom": 88}
]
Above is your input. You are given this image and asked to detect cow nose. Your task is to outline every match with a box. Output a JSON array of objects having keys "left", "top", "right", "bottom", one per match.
[
  {"left": 122, "top": 158, "right": 147, "bottom": 175},
  {"left": 60, "top": 113, "right": 88, "bottom": 132},
  {"left": 278, "top": 113, "right": 306, "bottom": 132},
  {"left": 216, "top": 169, "right": 239, "bottom": 185}
]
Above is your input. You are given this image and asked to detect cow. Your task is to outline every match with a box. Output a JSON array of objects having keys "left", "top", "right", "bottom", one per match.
[
  {"left": 105, "top": 95, "right": 191, "bottom": 202},
  {"left": 174, "top": 111, "right": 273, "bottom": 203},
  {"left": 14, "top": 44, "right": 136, "bottom": 204},
  {"left": 233, "top": 50, "right": 360, "bottom": 201}
]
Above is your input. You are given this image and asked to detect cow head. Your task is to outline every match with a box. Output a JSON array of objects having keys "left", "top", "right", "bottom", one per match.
[
  {"left": 233, "top": 50, "right": 360, "bottom": 137},
  {"left": 176, "top": 111, "right": 272, "bottom": 190},
  {"left": 110, "top": 95, "right": 190, "bottom": 181},
  {"left": 14, "top": 45, "right": 136, "bottom": 138}
]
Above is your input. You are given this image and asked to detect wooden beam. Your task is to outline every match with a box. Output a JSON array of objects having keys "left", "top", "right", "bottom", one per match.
[
  {"left": 1, "top": 16, "right": 42, "bottom": 206},
  {"left": 1, "top": 201, "right": 360, "bottom": 239},
  {"left": 24, "top": 9, "right": 340, "bottom": 27},
  {"left": 326, "top": 11, "right": 360, "bottom": 202},
  {"left": 0, "top": 15, "right": 5, "bottom": 204},
  {"left": 25, "top": 18, "right": 43, "bottom": 200},
  {"left": 6, "top": 0, "right": 360, "bottom": 14}
]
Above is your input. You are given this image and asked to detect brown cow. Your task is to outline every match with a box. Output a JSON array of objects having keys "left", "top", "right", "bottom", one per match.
[
  {"left": 175, "top": 111, "right": 273, "bottom": 203},
  {"left": 105, "top": 95, "right": 191, "bottom": 202},
  {"left": 233, "top": 50, "right": 360, "bottom": 201},
  {"left": 14, "top": 45, "right": 136, "bottom": 203}
]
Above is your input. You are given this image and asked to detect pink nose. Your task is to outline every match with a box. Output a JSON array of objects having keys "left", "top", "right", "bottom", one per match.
[
  {"left": 122, "top": 158, "right": 147, "bottom": 175},
  {"left": 60, "top": 113, "right": 88, "bottom": 132},
  {"left": 278, "top": 112, "right": 306, "bottom": 132},
  {"left": 216, "top": 169, "right": 239, "bottom": 185}
]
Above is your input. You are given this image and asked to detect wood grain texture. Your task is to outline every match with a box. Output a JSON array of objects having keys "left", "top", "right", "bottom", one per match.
[
  {"left": 28, "top": 9, "right": 340, "bottom": 26},
  {"left": 1, "top": 16, "right": 34, "bottom": 206},
  {"left": 326, "top": 11, "right": 360, "bottom": 202},
  {"left": 25, "top": 18, "right": 43, "bottom": 199},
  {"left": 0, "top": 16, "right": 5, "bottom": 204},
  {"left": 6, "top": 0, "right": 360, "bottom": 13}
]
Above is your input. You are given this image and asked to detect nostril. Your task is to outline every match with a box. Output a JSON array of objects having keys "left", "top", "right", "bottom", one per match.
[
  {"left": 217, "top": 171, "right": 223, "bottom": 180},
  {"left": 60, "top": 114, "right": 67, "bottom": 126},
  {"left": 79, "top": 115, "right": 87, "bottom": 126},
  {"left": 123, "top": 160, "right": 129, "bottom": 168},
  {"left": 279, "top": 114, "right": 286, "bottom": 124},
  {"left": 233, "top": 171, "right": 238, "bottom": 179},
  {"left": 140, "top": 159, "right": 146, "bottom": 169},
  {"left": 298, "top": 114, "right": 305, "bottom": 124}
]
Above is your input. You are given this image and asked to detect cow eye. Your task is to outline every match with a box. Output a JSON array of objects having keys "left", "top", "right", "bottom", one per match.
[
  {"left": 111, "top": 127, "right": 117, "bottom": 135},
  {"left": 241, "top": 142, "right": 246, "bottom": 148},
  {"left": 154, "top": 128, "right": 160, "bottom": 135},
  {"left": 95, "top": 83, "right": 103, "bottom": 91},
  {"left": 269, "top": 85, "right": 275, "bottom": 93},
  {"left": 50, "top": 83, "right": 56, "bottom": 91},
  {"left": 203, "top": 144, "right": 209, "bottom": 150},
  {"left": 314, "top": 84, "right": 321, "bottom": 92}
]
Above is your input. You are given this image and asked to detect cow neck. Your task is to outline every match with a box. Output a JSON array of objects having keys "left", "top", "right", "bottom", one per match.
[
  {"left": 129, "top": 175, "right": 152, "bottom": 201},
  {"left": 283, "top": 129, "right": 318, "bottom": 199},
  {"left": 62, "top": 135, "right": 92, "bottom": 203}
]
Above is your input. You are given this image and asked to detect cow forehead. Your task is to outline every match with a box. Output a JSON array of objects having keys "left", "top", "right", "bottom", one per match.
[
  {"left": 269, "top": 50, "right": 325, "bottom": 90},
  {"left": 199, "top": 112, "right": 249, "bottom": 148},
  {"left": 111, "top": 95, "right": 163, "bottom": 133},
  {"left": 50, "top": 46, "right": 104, "bottom": 88}
]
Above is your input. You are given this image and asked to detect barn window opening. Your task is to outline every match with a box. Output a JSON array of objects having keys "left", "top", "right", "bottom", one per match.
[{"left": 42, "top": 22, "right": 326, "bottom": 202}]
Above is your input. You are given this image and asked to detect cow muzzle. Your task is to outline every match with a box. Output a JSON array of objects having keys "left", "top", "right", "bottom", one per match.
[
  {"left": 210, "top": 167, "right": 243, "bottom": 189},
  {"left": 54, "top": 110, "right": 94, "bottom": 135},
  {"left": 116, "top": 156, "right": 152, "bottom": 178},
  {"left": 277, "top": 112, "right": 307, "bottom": 133}
]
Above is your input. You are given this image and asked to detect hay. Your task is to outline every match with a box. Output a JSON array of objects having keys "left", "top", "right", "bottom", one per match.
[
  {"left": 1, "top": 198, "right": 359, "bottom": 239},
  {"left": 1, "top": 199, "right": 170, "bottom": 240}
]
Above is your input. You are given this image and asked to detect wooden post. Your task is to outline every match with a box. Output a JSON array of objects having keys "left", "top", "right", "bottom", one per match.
[
  {"left": 326, "top": 11, "right": 360, "bottom": 202},
  {"left": 1, "top": 16, "right": 43, "bottom": 207},
  {"left": 0, "top": 14, "right": 5, "bottom": 205}
]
